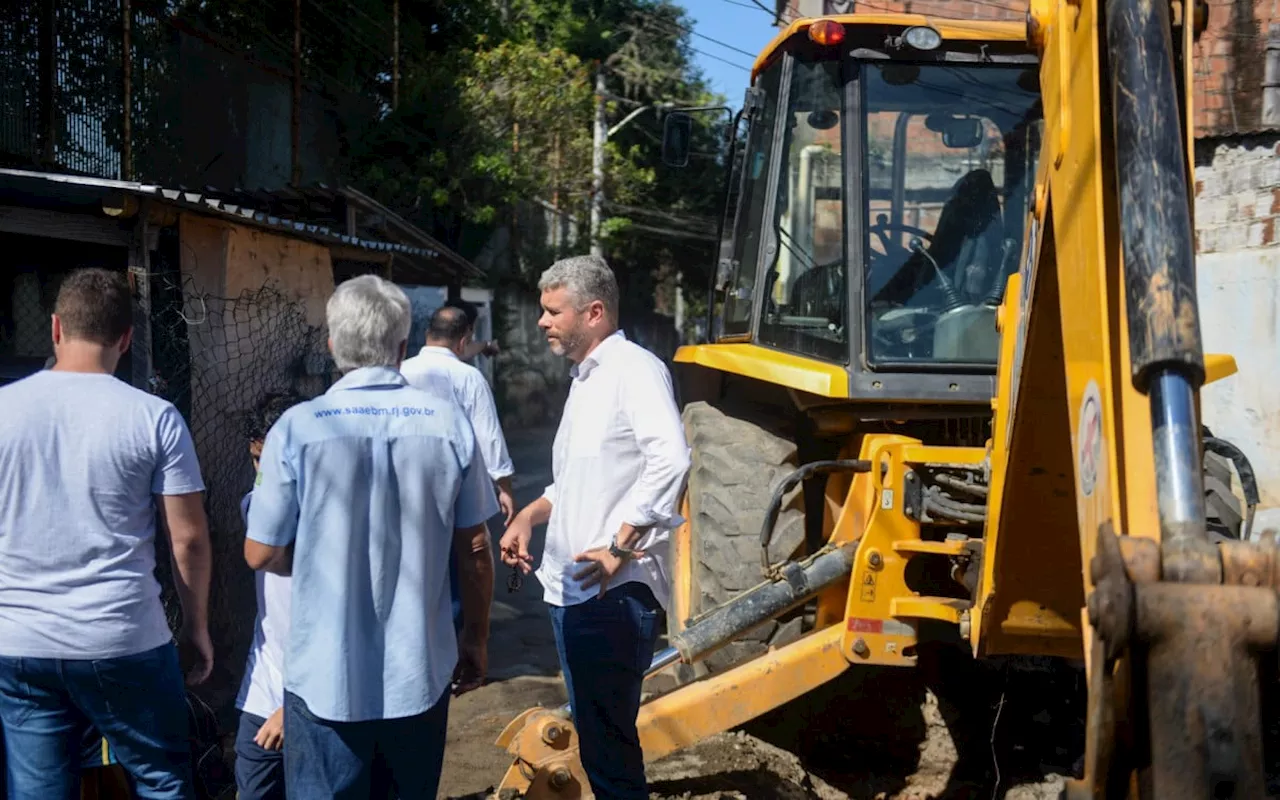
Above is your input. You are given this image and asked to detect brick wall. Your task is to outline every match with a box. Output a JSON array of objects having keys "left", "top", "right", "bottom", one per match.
[
  {"left": 1194, "top": 0, "right": 1278, "bottom": 136},
  {"left": 1194, "top": 135, "right": 1280, "bottom": 251}
]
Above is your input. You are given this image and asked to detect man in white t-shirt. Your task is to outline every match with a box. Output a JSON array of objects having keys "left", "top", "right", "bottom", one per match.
[
  {"left": 233, "top": 391, "right": 305, "bottom": 800},
  {"left": 0, "top": 267, "right": 213, "bottom": 799}
]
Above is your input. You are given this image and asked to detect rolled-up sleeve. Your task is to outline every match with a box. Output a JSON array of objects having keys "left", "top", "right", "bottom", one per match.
[
  {"left": 617, "top": 358, "right": 691, "bottom": 529},
  {"left": 246, "top": 420, "right": 300, "bottom": 548}
]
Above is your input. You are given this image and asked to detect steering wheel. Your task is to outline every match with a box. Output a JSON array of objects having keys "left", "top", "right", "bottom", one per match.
[
  {"left": 869, "top": 304, "right": 938, "bottom": 357},
  {"left": 868, "top": 219, "right": 934, "bottom": 257}
]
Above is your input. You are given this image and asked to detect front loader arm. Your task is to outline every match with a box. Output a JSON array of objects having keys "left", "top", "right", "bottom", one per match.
[{"left": 988, "top": 0, "right": 1280, "bottom": 792}]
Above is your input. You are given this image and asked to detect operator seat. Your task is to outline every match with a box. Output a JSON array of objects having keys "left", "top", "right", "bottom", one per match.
[{"left": 872, "top": 168, "right": 1002, "bottom": 308}]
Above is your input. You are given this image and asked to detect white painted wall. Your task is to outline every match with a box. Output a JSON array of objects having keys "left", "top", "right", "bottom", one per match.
[
  {"left": 1198, "top": 249, "right": 1280, "bottom": 531},
  {"left": 1195, "top": 135, "right": 1280, "bottom": 532}
]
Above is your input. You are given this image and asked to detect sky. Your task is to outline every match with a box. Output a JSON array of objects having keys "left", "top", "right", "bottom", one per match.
[{"left": 676, "top": 0, "right": 781, "bottom": 109}]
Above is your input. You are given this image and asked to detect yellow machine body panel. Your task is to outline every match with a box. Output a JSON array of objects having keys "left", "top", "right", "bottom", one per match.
[
  {"left": 673, "top": 343, "right": 849, "bottom": 398},
  {"left": 754, "top": 14, "right": 1027, "bottom": 78}
]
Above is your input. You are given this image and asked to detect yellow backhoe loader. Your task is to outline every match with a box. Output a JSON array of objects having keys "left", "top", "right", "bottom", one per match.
[{"left": 494, "top": 3, "right": 1274, "bottom": 798}]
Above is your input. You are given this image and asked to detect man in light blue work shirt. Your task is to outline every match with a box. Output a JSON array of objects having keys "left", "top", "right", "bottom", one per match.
[{"left": 244, "top": 274, "right": 497, "bottom": 799}]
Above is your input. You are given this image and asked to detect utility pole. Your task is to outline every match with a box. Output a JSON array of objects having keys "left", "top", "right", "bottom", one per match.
[{"left": 590, "top": 68, "right": 607, "bottom": 258}]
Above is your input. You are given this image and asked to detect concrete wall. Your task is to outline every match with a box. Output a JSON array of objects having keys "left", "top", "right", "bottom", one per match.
[
  {"left": 1195, "top": 133, "right": 1280, "bottom": 530},
  {"left": 492, "top": 287, "right": 682, "bottom": 428}
]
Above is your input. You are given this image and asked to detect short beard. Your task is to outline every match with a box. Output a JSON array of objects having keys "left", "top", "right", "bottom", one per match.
[{"left": 551, "top": 324, "right": 586, "bottom": 358}]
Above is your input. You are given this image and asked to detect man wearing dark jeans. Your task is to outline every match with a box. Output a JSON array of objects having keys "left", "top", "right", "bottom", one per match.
[
  {"left": 244, "top": 275, "right": 496, "bottom": 799},
  {"left": 0, "top": 268, "right": 214, "bottom": 799},
  {"left": 501, "top": 255, "right": 690, "bottom": 800}
]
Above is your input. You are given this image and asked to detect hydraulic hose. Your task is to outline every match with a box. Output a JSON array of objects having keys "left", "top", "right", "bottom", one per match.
[{"left": 759, "top": 459, "right": 871, "bottom": 575}]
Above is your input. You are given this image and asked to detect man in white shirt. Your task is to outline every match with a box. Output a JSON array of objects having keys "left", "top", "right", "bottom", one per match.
[
  {"left": 500, "top": 254, "right": 691, "bottom": 800},
  {"left": 400, "top": 304, "right": 515, "bottom": 523}
]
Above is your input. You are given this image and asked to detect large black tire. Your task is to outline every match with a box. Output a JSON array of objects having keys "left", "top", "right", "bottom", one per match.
[
  {"left": 1205, "top": 448, "right": 1245, "bottom": 540},
  {"left": 676, "top": 401, "right": 809, "bottom": 676}
]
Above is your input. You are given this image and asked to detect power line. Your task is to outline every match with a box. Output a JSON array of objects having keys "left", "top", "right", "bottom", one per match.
[
  {"left": 689, "top": 29, "right": 759, "bottom": 60},
  {"left": 646, "top": 13, "right": 760, "bottom": 59},
  {"left": 719, "top": 0, "right": 777, "bottom": 15},
  {"left": 691, "top": 46, "right": 754, "bottom": 72}
]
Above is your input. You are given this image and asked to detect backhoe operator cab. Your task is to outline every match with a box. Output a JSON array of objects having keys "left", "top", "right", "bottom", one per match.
[{"left": 665, "top": 17, "right": 1042, "bottom": 404}]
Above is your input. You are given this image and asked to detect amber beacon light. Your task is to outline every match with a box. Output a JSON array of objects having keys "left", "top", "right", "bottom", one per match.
[{"left": 808, "top": 19, "right": 846, "bottom": 46}]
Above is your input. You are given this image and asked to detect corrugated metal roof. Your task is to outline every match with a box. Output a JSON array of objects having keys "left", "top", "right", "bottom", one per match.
[{"left": 0, "top": 168, "right": 484, "bottom": 281}]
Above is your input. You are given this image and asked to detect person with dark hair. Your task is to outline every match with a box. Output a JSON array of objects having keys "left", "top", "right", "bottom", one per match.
[
  {"left": 402, "top": 306, "right": 514, "bottom": 524},
  {"left": 233, "top": 390, "right": 306, "bottom": 800},
  {"left": 0, "top": 267, "right": 212, "bottom": 799},
  {"left": 443, "top": 299, "right": 501, "bottom": 362}
]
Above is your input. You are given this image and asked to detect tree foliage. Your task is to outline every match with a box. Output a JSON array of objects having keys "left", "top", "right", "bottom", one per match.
[{"left": 174, "top": 0, "right": 743, "bottom": 324}]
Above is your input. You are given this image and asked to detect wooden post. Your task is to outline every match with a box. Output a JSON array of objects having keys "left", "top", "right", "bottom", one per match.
[
  {"left": 392, "top": 0, "right": 400, "bottom": 110},
  {"left": 291, "top": 0, "right": 302, "bottom": 185},
  {"left": 122, "top": 0, "right": 132, "bottom": 180}
]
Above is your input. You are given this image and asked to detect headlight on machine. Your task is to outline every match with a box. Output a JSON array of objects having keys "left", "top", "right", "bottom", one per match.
[{"left": 903, "top": 25, "right": 942, "bottom": 51}]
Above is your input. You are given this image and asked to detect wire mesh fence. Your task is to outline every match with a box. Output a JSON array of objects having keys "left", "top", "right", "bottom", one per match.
[
  {"left": 0, "top": 272, "right": 56, "bottom": 360},
  {"left": 147, "top": 271, "right": 334, "bottom": 711}
]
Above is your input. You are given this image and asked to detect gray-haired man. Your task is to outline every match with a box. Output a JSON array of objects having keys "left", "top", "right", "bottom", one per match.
[
  {"left": 501, "top": 255, "right": 691, "bottom": 800},
  {"left": 244, "top": 274, "right": 497, "bottom": 799}
]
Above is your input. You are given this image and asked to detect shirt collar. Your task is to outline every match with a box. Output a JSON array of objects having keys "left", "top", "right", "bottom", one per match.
[
  {"left": 416, "top": 345, "right": 460, "bottom": 361},
  {"left": 327, "top": 365, "right": 409, "bottom": 393},
  {"left": 571, "top": 330, "right": 627, "bottom": 380}
]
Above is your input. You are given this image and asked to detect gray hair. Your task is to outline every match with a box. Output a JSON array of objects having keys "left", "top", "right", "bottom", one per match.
[
  {"left": 537, "top": 254, "right": 620, "bottom": 321},
  {"left": 326, "top": 274, "right": 412, "bottom": 372}
]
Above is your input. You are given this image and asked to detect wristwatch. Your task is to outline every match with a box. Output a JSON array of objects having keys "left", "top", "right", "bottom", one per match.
[{"left": 609, "top": 539, "right": 637, "bottom": 561}]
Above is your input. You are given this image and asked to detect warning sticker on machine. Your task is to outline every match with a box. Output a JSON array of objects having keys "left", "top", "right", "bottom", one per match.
[
  {"left": 859, "top": 571, "right": 877, "bottom": 602},
  {"left": 1077, "top": 380, "right": 1102, "bottom": 497}
]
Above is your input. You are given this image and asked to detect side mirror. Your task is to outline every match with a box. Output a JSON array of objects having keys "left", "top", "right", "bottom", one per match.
[
  {"left": 942, "top": 117, "right": 984, "bottom": 149},
  {"left": 662, "top": 112, "right": 694, "bottom": 168}
]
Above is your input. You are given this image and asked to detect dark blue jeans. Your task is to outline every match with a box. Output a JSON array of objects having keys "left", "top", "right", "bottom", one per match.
[
  {"left": 548, "top": 581, "right": 662, "bottom": 800},
  {"left": 0, "top": 642, "right": 194, "bottom": 800},
  {"left": 281, "top": 688, "right": 450, "bottom": 799},
  {"left": 233, "top": 712, "right": 284, "bottom": 800}
]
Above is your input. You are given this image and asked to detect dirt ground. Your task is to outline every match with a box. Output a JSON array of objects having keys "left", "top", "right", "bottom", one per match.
[{"left": 437, "top": 427, "right": 1086, "bottom": 800}]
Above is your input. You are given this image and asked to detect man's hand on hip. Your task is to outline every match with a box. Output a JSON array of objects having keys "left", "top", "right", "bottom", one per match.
[{"left": 572, "top": 542, "right": 644, "bottom": 598}]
